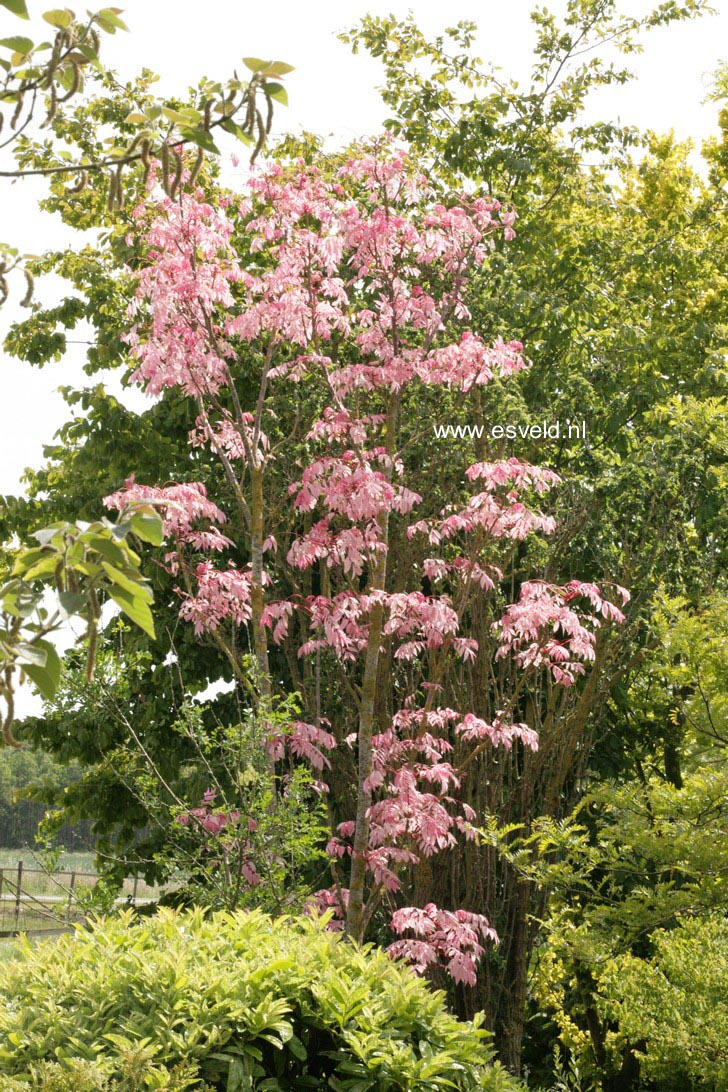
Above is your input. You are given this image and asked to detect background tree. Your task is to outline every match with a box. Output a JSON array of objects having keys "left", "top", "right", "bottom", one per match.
[
  {"left": 521, "top": 593, "right": 728, "bottom": 1087},
  {"left": 0, "top": 743, "right": 93, "bottom": 847}
]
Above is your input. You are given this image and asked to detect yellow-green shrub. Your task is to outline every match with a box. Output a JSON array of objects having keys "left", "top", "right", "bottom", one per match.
[{"left": 0, "top": 908, "right": 521, "bottom": 1091}]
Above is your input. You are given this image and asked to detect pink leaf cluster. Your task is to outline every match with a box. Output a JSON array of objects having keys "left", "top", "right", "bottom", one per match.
[
  {"left": 178, "top": 562, "right": 253, "bottom": 636},
  {"left": 266, "top": 720, "right": 337, "bottom": 772},
  {"left": 176, "top": 793, "right": 261, "bottom": 886},
  {"left": 388, "top": 903, "right": 498, "bottom": 987},
  {"left": 305, "top": 886, "right": 349, "bottom": 931},
  {"left": 124, "top": 195, "right": 242, "bottom": 396},
  {"left": 104, "top": 478, "right": 231, "bottom": 553},
  {"left": 494, "top": 580, "right": 630, "bottom": 685},
  {"left": 408, "top": 456, "right": 559, "bottom": 547}
]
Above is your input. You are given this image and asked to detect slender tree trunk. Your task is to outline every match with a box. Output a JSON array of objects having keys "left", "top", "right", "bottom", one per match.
[
  {"left": 345, "top": 392, "right": 399, "bottom": 942},
  {"left": 249, "top": 464, "right": 275, "bottom": 781},
  {"left": 345, "top": 596, "right": 386, "bottom": 942},
  {"left": 494, "top": 879, "right": 531, "bottom": 1075}
]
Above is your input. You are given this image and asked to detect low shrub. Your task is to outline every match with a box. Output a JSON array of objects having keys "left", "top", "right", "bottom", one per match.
[{"left": 0, "top": 907, "right": 521, "bottom": 1090}]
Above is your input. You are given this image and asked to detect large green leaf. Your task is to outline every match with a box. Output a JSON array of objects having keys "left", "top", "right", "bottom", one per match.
[
  {"left": 22, "top": 640, "right": 61, "bottom": 701},
  {"left": 95, "top": 7, "right": 128, "bottom": 32},
  {"left": 58, "top": 590, "right": 87, "bottom": 617},
  {"left": 242, "top": 57, "right": 271, "bottom": 73},
  {"left": 221, "top": 118, "right": 252, "bottom": 145},
  {"left": 130, "top": 511, "right": 164, "bottom": 546},
  {"left": 108, "top": 586, "right": 156, "bottom": 639},
  {"left": 12, "top": 547, "right": 47, "bottom": 575},
  {"left": 0, "top": 35, "right": 33, "bottom": 53},
  {"left": 1, "top": 580, "right": 42, "bottom": 620},
  {"left": 179, "top": 127, "right": 219, "bottom": 154},
  {"left": 101, "top": 561, "right": 153, "bottom": 602},
  {"left": 76, "top": 41, "right": 102, "bottom": 70},
  {"left": 265, "top": 82, "right": 288, "bottom": 107},
  {"left": 32, "top": 524, "right": 70, "bottom": 547},
  {"left": 21, "top": 555, "right": 61, "bottom": 581},
  {"left": 83, "top": 532, "right": 131, "bottom": 568},
  {"left": 162, "top": 106, "right": 199, "bottom": 126},
  {"left": 15, "top": 641, "right": 49, "bottom": 668},
  {"left": 42, "top": 9, "right": 72, "bottom": 28},
  {"left": 264, "top": 61, "right": 294, "bottom": 76},
  {"left": 0, "top": 0, "right": 30, "bottom": 19}
]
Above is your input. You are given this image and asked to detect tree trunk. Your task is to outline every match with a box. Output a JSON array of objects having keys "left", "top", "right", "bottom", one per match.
[
  {"left": 249, "top": 464, "right": 275, "bottom": 782},
  {"left": 345, "top": 599, "right": 385, "bottom": 942},
  {"left": 493, "top": 880, "right": 531, "bottom": 1075}
]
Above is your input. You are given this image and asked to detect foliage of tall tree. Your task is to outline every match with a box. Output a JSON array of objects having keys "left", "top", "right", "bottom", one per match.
[{"left": 0, "top": 0, "right": 288, "bottom": 306}]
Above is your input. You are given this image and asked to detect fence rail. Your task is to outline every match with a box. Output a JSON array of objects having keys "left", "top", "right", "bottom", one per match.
[{"left": 0, "top": 861, "right": 156, "bottom": 938}]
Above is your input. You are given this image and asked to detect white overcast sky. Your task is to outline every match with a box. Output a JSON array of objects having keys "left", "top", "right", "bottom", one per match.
[{"left": 1, "top": 0, "right": 727, "bottom": 499}]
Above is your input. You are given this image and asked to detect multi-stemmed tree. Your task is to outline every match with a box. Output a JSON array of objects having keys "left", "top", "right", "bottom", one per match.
[{"left": 102, "top": 142, "right": 627, "bottom": 993}]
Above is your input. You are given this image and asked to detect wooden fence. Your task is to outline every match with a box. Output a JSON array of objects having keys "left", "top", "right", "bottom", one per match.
[{"left": 0, "top": 861, "right": 153, "bottom": 937}]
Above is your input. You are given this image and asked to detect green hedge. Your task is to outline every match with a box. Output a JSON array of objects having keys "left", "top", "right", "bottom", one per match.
[{"left": 0, "top": 907, "right": 521, "bottom": 1091}]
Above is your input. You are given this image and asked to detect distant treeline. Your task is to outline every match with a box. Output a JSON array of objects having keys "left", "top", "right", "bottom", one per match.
[{"left": 0, "top": 747, "right": 94, "bottom": 851}]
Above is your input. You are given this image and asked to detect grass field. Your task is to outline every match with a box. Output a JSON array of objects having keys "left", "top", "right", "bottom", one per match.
[
  {"left": 0, "top": 849, "right": 95, "bottom": 874},
  {"left": 0, "top": 849, "right": 161, "bottom": 936}
]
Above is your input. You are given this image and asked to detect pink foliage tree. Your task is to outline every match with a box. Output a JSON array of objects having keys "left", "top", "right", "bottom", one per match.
[{"left": 106, "top": 141, "right": 628, "bottom": 988}]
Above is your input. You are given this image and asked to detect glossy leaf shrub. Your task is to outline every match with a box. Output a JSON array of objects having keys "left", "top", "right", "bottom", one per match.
[{"left": 0, "top": 908, "right": 522, "bottom": 1091}]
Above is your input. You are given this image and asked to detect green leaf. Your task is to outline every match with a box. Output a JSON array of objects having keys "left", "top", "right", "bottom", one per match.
[
  {"left": 264, "top": 61, "right": 294, "bottom": 76},
  {"left": 0, "top": 0, "right": 30, "bottom": 19},
  {"left": 12, "top": 547, "right": 47, "bottom": 575},
  {"left": 95, "top": 7, "right": 128, "bottom": 32},
  {"left": 129, "top": 512, "right": 164, "bottom": 546},
  {"left": 58, "top": 590, "right": 87, "bottom": 617},
  {"left": 42, "top": 9, "right": 72, "bottom": 28},
  {"left": 179, "top": 127, "right": 219, "bottom": 154},
  {"left": 242, "top": 57, "right": 271, "bottom": 73},
  {"left": 22, "top": 640, "right": 61, "bottom": 701},
  {"left": 1, "top": 581, "right": 42, "bottom": 620},
  {"left": 264, "top": 82, "right": 288, "bottom": 107},
  {"left": 0, "top": 35, "right": 33, "bottom": 54},
  {"left": 100, "top": 561, "right": 153, "bottom": 602},
  {"left": 22, "top": 555, "right": 61, "bottom": 581},
  {"left": 82, "top": 532, "right": 129, "bottom": 568},
  {"left": 15, "top": 641, "right": 48, "bottom": 668},
  {"left": 287, "top": 1034, "right": 307, "bottom": 1061},
  {"left": 32, "top": 524, "right": 69, "bottom": 547},
  {"left": 221, "top": 118, "right": 252, "bottom": 145},
  {"left": 107, "top": 586, "right": 155, "bottom": 639},
  {"left": 76, "top": 42, "right": 102, "bottom": 70},
  {"left": 124, "top": 110, "right": 147, "bottom": 124},
  {"left": 162, "top": 106, "right": 194, "bottom": 126}
]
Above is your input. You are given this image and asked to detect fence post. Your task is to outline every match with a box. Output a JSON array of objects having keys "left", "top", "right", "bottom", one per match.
[
  {"left": 66, "top": 870, "right": 77, "bottom": 923},
  {"left": 132, "top": 875, "right": 139, "bottom": 905},
  {"left": 14, "top": 861, "right": 23, "bottom": 932}
]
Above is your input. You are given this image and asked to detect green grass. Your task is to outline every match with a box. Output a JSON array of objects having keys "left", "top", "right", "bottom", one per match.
[{"left": 0, "top": 849, "right": 95, "bottom": 874}]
